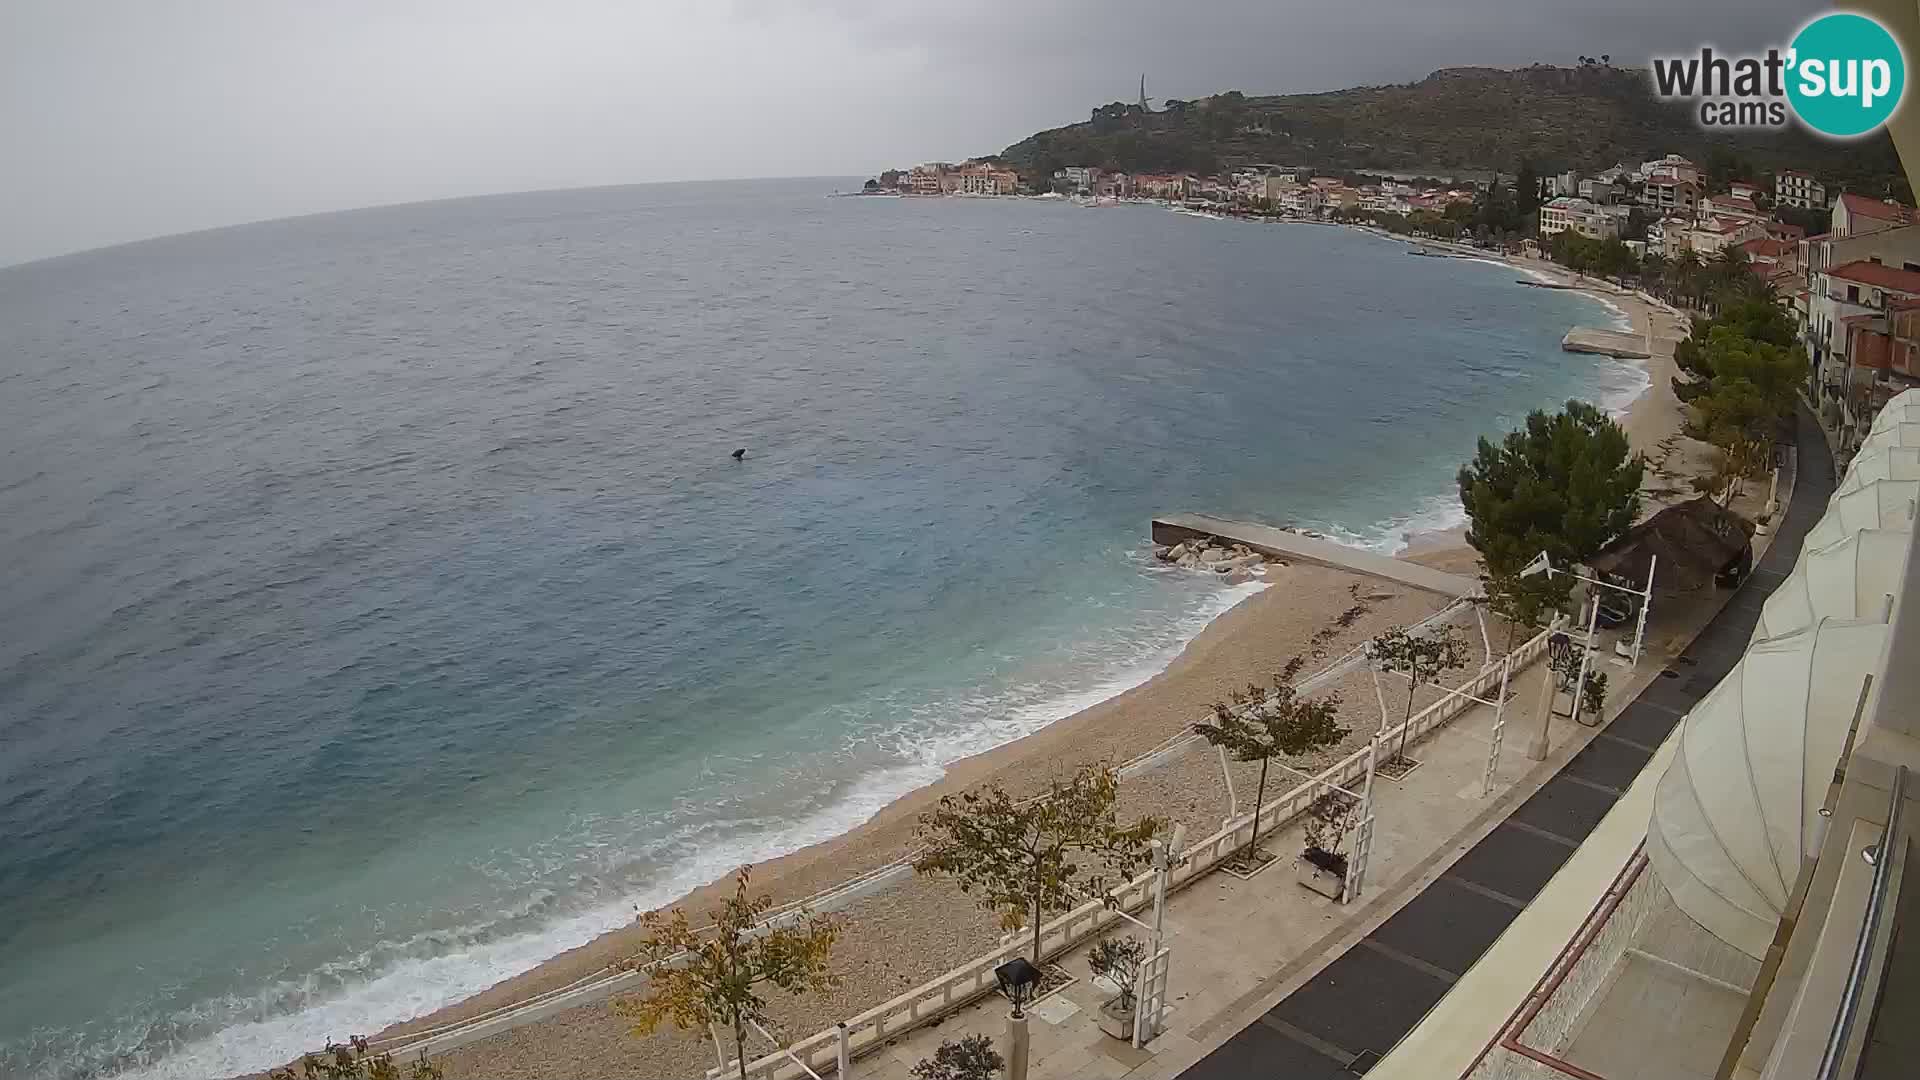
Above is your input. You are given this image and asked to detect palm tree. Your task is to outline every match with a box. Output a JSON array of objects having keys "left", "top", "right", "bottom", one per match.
[
  {"left": 1670, "top": 251, "right": 1704, "bottom": 309},
  {"left": 1639, "top": 252, "right": 1669, "bottom": 296},
  {"left": 1707, "top": 248, "right": 1752, "bottom": 313}
]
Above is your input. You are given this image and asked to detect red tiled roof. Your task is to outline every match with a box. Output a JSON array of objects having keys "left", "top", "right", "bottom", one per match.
[
  {"left": 1740, "top": 237, "right": 1792, "bottom": 257},
  {"left": 1840, "top": 192, "right": 1914, "bottom": 222},
  {"left": 1828, "top": 259, "right": 1920, "bottom": 293},
  {"left": 1706, "top": 194, "right": 1759, "bottom": 212}
]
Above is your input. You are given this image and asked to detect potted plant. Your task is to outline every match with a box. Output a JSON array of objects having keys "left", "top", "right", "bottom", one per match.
[
  {"left": 1581, "top": 670, "right": 1609, "bottom": 721},
  {"left": 1086, "top": 935, "right": 1149, "bottom": 1040},
  {"left": 1297, "top": 790, "right": 1359, "bottom": 900}
]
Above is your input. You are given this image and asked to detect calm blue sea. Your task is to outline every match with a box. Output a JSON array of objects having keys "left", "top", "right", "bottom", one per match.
[{"left": 0, "top": 179, "right": 1640, "bottom": 1079}]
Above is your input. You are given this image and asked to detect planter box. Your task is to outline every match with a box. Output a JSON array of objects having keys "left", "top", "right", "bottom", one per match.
[
  {"left": 1219, "top": 845, "right": 1281, "bottom": 881},
  {"left": 1097, "top": 997, "right": 1138, "bottom": 1040},
  {"left": 1296, "top": 857, "right": 1346, "bottom": 900}
]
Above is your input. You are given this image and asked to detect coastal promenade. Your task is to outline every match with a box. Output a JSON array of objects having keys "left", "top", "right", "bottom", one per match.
[
  {"left": 850, "top": 410, "right": 1828, "bottom": 1080},
  {"left": 855, "top": 642, "right": 1575, "bottom": 1080},
  {"left": 1167, "top": 405, "right": 1831, "bottom": 1079},
  {"left": 1151, "top": 513, "right": 1481, "bottom": 599}
]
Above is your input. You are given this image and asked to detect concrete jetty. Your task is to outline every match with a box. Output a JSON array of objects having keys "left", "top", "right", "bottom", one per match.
[
  {"left": 1562, "top": 325, "right": 1652, "bottom": 359},
  {"left": 1151, "top": 512, "right": 1481, "bottom": 599}
]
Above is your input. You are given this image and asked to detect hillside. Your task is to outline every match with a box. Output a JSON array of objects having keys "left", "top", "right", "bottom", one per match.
[{"left": 997, "top": 65, "right": 1906, "bottom": 193}]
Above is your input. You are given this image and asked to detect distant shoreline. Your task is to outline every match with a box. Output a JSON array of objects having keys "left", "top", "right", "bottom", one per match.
[{"left": 312, "top": 209, "right": 1699, "bottom": 1080}]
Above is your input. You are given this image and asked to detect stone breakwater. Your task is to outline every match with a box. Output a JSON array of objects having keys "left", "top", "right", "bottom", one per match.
[{"left": 1153, "top": 536, "right": 1281, "bottom": 584}]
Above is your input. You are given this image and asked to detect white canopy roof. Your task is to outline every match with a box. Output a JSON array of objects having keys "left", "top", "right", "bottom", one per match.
[
  {"left": 1801, "top": 479, "right": 1917, "bottom": 550},
  {"left": 1648, "top": 618, "right": 1890, "bottom": 959},
  {"left": 1868, "top": 389, "right": 1920, "bottom": 431},
  {"left": 1857, "top": 421, "right": 1920, "bottom": 455},
  {"left": 1752, "top": 529, "right": 1908, "bottom": 640},
  {"left": 1838, "top": 445, "right": 1920, "bottom": 493}
]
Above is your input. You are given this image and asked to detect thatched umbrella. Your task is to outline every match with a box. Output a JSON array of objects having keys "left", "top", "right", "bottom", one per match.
[{"left": 1589, "top": 496, "right": 1755, "bottom": 593}]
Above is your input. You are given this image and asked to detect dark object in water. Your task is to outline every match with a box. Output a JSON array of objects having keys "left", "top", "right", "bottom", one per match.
[{"left": 731, "top": 448, "right": 746, "bottom": 460}]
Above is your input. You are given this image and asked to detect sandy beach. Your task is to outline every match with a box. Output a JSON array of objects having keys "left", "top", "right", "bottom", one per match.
[{"left": 344, "top": 245, "right": 1699, "bottom": 1080}]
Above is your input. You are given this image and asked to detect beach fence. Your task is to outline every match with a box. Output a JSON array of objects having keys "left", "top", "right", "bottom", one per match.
[
  {"left": 714, "top": 624, "right": 1558, "bottom": 1080},
  {"left": 354, "top": 602, "right": 1539, "bottom": 1076}
]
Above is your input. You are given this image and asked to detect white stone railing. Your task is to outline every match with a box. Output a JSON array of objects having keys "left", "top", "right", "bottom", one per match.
[{"left": 720, "top": 626, "right": 1556, "bottom": 1080}]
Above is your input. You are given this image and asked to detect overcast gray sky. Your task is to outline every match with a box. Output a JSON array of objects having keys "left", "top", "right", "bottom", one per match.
[{"left": 1, "top": 0, "right": 1824, "bottom": 266}]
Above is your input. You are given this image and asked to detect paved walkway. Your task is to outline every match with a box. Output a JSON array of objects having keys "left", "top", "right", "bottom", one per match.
[
  {"left": 1170, "top": 406, "right": 1833, "bottom": 1079},
  {"left": 854, "top": 661, "right": 1586, "bottom": 1080},
  {"left": 1151, "top": 514, "right": 1481, "bottom": 599}
]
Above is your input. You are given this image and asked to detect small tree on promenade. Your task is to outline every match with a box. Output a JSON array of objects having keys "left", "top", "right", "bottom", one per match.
[
  {"left": 615, "top": 866, "right": 838, "bottom": 1080},
  {"left": 1458, "top": 400, "right": 1644, "bottom": 601},
  {"left": 1481, "top": 567, "right": 1564, "bottom": 655},
  {"left": 1370, "top": 625, "right": 1472, "bottom": 765},
  {"left": 1192, "top": 656, "right": 1347, "bottom": 865},
  {"left": 913, "top": 764, "right": 1159, "bottom": 967}
]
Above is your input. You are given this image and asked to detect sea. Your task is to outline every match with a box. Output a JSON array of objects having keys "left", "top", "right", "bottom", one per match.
[{"left": 0, "top": 178, "right": 1643, "bottom": 1080}]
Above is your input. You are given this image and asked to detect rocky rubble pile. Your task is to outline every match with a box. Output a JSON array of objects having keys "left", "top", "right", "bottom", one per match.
[{"left": 1152, "top": 537, "right": 1276, "bottom": 584}]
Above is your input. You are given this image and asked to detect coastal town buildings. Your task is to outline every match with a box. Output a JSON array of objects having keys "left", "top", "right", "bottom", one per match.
[
  {"left": 1794, "top": 186, "right": 1920, "bottom": 438},
  {"left": 1768, "top": 219, "right": 1808, "bottom": 245},
  {"left": 1702, "top": 192, "right": 1763, "bottom": 221},
  {"left": 1054, "top": 166, "right": 1101, "bottom": 193},
  {"left": 1834, "top": 305, "right": 1920, "bottom": 442},
  {"left": 907, "top": 165, "right": 948, "bottom": 195},
  {"left": 1644, "top": 173, "right": 1703, "bottom": 214},
  {"left": 1641, "top": 153, "right": 1704, "bottom": 184},
  {"left": 1833, "top": 191, "right": 1915, "bottom": 238},
  {"left": 1811, "top": 260, "right": 1920, "bottom": 427},
  {"left": 1776, "top": 168, "right": 1829, "bottom": 209},
  {"left": 1538, "top": 196, "right": 1619, "bottom": 240},
  {"left": 1685, "top": 214, "right": 1767, "bottom": 256},
  {"left": 951, "top": 163, "right": 1019, "bottom": 195},
  {"left": 1132, "top": 173, "right": 1192, "bottom": 199},
  {"left": 1738, "top": 234, "right": 1799, "bottom": 277}
]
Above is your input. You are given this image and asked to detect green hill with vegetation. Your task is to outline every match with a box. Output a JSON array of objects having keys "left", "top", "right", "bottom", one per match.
[{"left": 997, "top": 64, "right": 1908, "bottom": 197}]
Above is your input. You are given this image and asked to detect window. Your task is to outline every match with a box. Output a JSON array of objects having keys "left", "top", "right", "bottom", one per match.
[{"left": 1850, "top": 285, "right": 1861, "bottom": 302}]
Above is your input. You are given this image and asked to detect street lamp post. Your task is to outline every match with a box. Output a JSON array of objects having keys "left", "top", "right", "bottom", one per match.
[
  {"left": 995, "top": 958, "right": 1041, "bottom": 1080},
  {"left": 1527, "top": 623, "right": 1568, "bottom": 761}
]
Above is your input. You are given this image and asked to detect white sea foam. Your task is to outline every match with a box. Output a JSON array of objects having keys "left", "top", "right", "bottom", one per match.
[
  {"left": 102, "top": 575, "right": 1267, "bottom": 1080},
  {"left": 1313, "top": 492, "right": 1470, "bottom": 556},
  {"left": 896, "top": 576, "right": 1270, "bottom": 772},
  {"left": 1588, "top": 294, "right": 1635, "bottom": 332}
]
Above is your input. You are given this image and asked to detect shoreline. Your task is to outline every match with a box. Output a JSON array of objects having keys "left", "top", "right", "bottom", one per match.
[{"left": 296, "top": 234, "right": 1695, "bottom": 1078}]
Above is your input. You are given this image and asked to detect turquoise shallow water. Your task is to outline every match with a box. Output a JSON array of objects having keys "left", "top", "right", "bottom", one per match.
[{"left": 0, "top": 180, "right": 1640, "bottom": 1079}]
